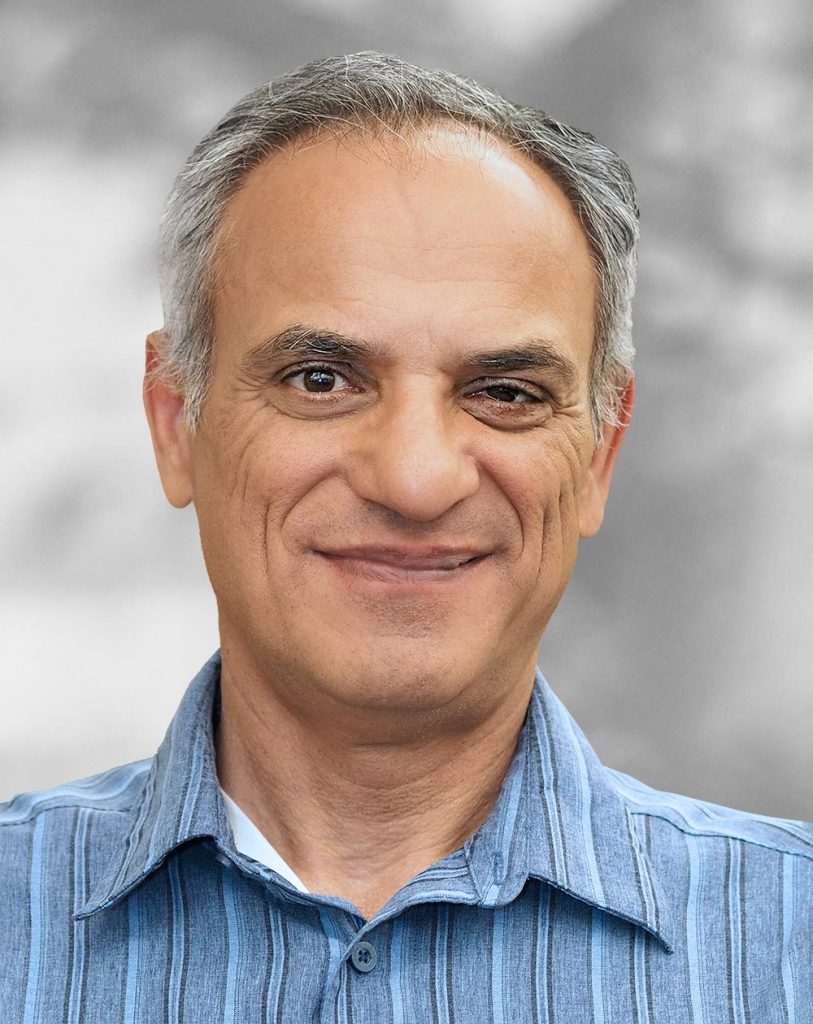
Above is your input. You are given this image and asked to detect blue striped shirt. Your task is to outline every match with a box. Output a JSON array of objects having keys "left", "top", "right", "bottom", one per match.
[{"left": 2, "top": 652, "right": 811, "bottom": 1022}]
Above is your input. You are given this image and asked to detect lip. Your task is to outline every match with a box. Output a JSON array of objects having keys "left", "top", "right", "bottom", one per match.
[{"left": 314, "top": 545, "right": 491, "bottom": 583}]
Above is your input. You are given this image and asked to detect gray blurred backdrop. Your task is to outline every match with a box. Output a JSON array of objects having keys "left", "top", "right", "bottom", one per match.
[{"left": 1, "top": 0, "right": 811, "bottom": 818}]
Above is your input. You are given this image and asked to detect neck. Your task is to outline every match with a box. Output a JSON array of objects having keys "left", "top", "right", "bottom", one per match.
[{"left": 215, "top": 646, "right": 536, "bottom": 920}]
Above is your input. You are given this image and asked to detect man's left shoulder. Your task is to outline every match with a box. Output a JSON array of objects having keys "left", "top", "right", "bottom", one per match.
[{"left": 607, "top": 765, "right": 813, "bottom": 867}]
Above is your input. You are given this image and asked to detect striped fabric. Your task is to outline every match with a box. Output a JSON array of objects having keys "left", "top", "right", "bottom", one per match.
[{"left": 1, "top": 652, "right": 811, "bottom": 1023}]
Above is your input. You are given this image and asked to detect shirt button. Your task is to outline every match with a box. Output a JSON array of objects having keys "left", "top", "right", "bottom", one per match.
[{"left": 350, "top": 940, "right": 378, "bottom": 973}]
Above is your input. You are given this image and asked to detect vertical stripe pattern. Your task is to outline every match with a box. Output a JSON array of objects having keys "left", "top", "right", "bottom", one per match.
[{"left": 1, "top": 653, "right": 811, "bottom": 1022}]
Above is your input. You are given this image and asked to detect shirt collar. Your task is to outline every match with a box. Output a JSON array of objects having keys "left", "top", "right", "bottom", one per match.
[
  {"left": 77, "top": 651, "right": 229, "bottom": 919},
  {"left": 78, "top": 656, "right": 673, "bottom": 950},
  {"left": 465, "top": 671, "right": 673, "bottom": 951}
]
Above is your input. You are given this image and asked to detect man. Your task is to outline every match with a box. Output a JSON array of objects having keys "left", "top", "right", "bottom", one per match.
[{"left": 1, "top": 52, "right": 810, "bottom": 1023}]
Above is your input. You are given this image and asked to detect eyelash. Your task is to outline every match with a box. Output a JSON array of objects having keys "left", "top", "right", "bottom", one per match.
[{"left": 280, "top": 363, "right": 550, "bottom": 408}]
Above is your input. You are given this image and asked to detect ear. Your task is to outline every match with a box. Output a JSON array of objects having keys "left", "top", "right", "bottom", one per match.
[
  {"left": 143, "top": 331, "right": 194, "bottom": 508},
  {"left": 578, "top": 378, "right": 635, "bottom": 538}
]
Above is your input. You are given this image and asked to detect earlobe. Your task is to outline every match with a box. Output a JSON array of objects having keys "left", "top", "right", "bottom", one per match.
[
  {"left": 143, "top": 331, "right": 195, "bottom": 509},
  {"left": 578, "top": 378, "right": 635, "bottom": 538}
]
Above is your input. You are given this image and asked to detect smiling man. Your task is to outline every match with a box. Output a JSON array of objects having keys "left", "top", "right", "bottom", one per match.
[{"left": 2, "top": 53, "right": 811, "bottom": 1023}]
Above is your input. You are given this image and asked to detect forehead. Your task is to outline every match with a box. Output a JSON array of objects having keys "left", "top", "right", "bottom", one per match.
[{"left": 212, "top": 125, "right": 597, "bottom": 370}]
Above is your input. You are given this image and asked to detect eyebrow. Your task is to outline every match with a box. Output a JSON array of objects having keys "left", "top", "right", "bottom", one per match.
[
  {"left": 239, "top": 323, "right": 580, "bottom": 390},
  {"left": 467, "top": 343, "right": 580, "bottom": 389},
  {"left": 239, "top": 325, "right": 377, "bottom": 381}
]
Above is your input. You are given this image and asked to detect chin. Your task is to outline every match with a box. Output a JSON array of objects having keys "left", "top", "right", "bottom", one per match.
[{"left": 310, "top": 638, "right": 500, "bottom": 717}]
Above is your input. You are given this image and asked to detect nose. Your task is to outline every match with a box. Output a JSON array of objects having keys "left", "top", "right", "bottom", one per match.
[{"left": 345, "top": 387, "right": 480, "bottom": 522}]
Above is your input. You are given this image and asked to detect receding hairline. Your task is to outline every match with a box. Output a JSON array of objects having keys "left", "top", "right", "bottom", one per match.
[{"left": 209, "top": 117, "right": 601, "bottom": 343}]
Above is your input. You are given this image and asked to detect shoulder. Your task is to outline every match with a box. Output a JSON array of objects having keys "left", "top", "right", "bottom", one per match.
[
  {"left": 0, "top": 760, "right": 151, "bottom": 916},
  {"left": 607, "top": 766, "right": 813, "bottom": 864},
  {"left": 0, "top": 759, "right": 151, "bottom": 835},
  {"left": 0, "top": 761, "right": 153, "bottom": 999}
]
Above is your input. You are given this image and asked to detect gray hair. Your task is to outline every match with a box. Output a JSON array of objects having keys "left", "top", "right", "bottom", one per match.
[{"left": 158, "top": 51, "right": 638, "bottom": 441}]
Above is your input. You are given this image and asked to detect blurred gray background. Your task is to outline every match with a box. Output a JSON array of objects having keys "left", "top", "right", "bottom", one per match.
[{"left": 1, "top": 0, "right": 811, "bottom": 818}]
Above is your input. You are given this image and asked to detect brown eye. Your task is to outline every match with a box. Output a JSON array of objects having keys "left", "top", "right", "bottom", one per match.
[
  {"left": 303, "top": 369, "right": 337, "bottom": 392},
  {"left": 285, "top": 366, "right": 351, "bottom": 393},
  {"left": 483, "top": 384, "right": 535, "bottom": 404}
]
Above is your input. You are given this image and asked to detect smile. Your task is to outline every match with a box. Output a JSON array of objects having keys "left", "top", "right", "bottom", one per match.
[{"left": 314, "top": 547, "right": 491, "bottom": 584}]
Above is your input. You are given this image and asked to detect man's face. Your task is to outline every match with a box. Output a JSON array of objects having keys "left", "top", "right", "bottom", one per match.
[{"left": 148, "top": 127, "right": 628, "bottom": 722}]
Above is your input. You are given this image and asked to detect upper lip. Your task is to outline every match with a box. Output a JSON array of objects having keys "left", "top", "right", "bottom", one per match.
[{"left": 315, "top": 545, "right": 490, "bottom": 570}]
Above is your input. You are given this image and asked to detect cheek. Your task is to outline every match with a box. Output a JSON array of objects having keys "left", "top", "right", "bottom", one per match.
[
  {"left": 206, "top": 411, "right": 344, "bottom": 572},
  {"left": 201, "top": 401, "right": 297, "bottom": 501},
  {"left": 190, "top": 408, "right": 277, "bottom": 584},
  {"left": 486, "top": 426, "right": 590, "bottom": 553},
  {"left": 469, "top": 435, "right": 586, "bottom": 644},
  {"left": 522, "top": 459, "right": 586, "bottom": 630}
]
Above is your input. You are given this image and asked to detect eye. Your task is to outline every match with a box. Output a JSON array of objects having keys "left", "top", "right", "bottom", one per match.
[
  {"left": 462, "top": 377, "right": 553, "bottom": 427},
  {"left": 480, "top": 383, "right": 538, "bottom": 404},
  {"left": 284, "top": 365, "right": 352, "bottom": 394},
  {"left": 469, "top": 380, "right": 547, "bottom": 406}
]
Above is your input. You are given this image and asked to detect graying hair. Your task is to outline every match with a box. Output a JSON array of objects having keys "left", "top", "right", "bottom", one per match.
[{"left": 158, "top": 51, "right": 638, "bottom": 441}]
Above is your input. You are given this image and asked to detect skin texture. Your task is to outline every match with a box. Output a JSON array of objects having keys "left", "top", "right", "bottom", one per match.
[{"left": 144, "top": 126, "right": 633, "bottom": 918}]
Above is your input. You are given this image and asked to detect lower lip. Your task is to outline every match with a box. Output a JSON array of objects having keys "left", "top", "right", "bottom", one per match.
[{"left": 315, "top": 552, "right": 490, "bottom": 586}]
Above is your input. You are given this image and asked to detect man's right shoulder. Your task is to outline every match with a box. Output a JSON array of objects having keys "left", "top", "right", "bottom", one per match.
[{"left": 0, "top": 759, "right": 151, "bottom": 838}]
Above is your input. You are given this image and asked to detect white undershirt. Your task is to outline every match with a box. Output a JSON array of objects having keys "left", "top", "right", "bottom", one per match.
[{"left": 221, "top": 790, "right": 310, "bottom": 893}]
